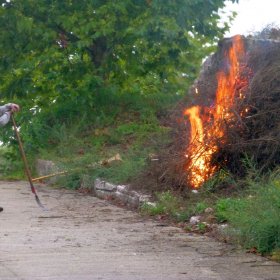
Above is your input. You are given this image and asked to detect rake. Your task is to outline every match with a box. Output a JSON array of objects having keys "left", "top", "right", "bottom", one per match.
[{"left": 11, "top": 114, "right": 46, "bottom": 210}]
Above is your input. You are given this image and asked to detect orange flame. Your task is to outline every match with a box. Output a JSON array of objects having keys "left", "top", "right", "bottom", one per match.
[
  {"left": 184, "top": 106, "right": 217, "bottom": 188},
  {"left": 185, "top": 35, "right": 247, "bottom": 188}
]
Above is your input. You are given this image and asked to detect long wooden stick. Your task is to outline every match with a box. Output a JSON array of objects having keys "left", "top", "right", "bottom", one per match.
[
  {"left": 11, "top": 114, "right": 45, "bottom": 209},
  {"left": 32, "top": 170, "right": 68, "bottom": 182},
  {"left": 31, "top": 153, "right": 122, "bottom": 182}
]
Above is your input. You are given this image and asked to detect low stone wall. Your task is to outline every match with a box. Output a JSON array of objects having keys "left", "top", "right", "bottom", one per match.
[
  {"left": 36, "top": 159, "right": 151, "bottom": 209},
  {"left": 92, "top": 178, "right": 151, "bottom": 209}
]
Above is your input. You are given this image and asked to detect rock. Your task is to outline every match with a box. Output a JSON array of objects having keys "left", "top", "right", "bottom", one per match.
[
  {"left": 35, "top": 159, "right": 61, "bottom": 184},
  {"left": 145, "top": 202, "right": 156, "bottom": 207},
  {"left": 210, "top": 223, "right": 218, "bottom": 230},
  {"left": 36, "top": 159, "right": 57, "bottom": 176},
  {"left": 115, "top": 191, "right": 129, "bottom": 203},
  {"left": 94, "top": 179, "right": 105, "bottom": 190},
  {"left": 95, "top": 179, "right": 117, "bottom": 192},
  {"left": 219, "top": 224, "right": 228, "bottom": 229},
  {"left": 102, "top": 182, "right": 117, "bottom": 192},
  {"left": 127, "top": 196, "right": 140, "bottom": 208},
  {"left": 95, "top": 190, "right": 112, "bottom": 199},
  {"left": 117, "top": 185, "right": 130, "bottom": 193},
  {"left": 217, "top": 224, "right": 229, "bottom": 234},
  {"left": 129, "top": 191, "right": 140, "bottom": 198},
  {"left": 204, "top": 214, "right": 216, "bottom": 224},
  {"left": 204, "top": 207, "right": 214, "bottom": 214},
  {"left": 139, "top": 195, "right": 152, "bottom": 204},
  {"left": 189, "top": 216, "right": 201, "bottom": 225}
]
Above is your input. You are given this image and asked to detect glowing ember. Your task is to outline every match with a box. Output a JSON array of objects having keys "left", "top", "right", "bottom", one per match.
[{"left": 185, "top": 35, "right": 248, "bottom": 188}]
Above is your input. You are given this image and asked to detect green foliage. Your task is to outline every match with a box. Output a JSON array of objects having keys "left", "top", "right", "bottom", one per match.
[
  {"left": 34, "top": 112, "right": 170, "bottom": 187},
  {"left": 141, "top": 191, "right": 211, "bottom": 222},
  {"left": 141, "top": 191, "right": 182, "bottom": 217},
  {"left": 193, "top": 202, "right": 208, "bottom": 214},
  {"left": 90, "top": 150, "right": 148, "bottom": 184},
  {"left": 0, "top": 0, "right": 237, "bottom": 150},
  {"left": 215, "top": 197, "right": 245, "bottom": 223},
  {"left": 202, "top": 169, "right": 237, "bottom": 191},
  {"left": 141, "top": 202, "right": 166, "bottom": 216},
  {"left": 59, "top": 173, "right": 82, "bottom": 190},
  {"left": 214, "top": 173, "right": 280, "bottom": 254},
  {"left": 0, "top": 146, "right": 25, "bottom": 180},
  {"left": 197, "top": 222, "right": 207, "bottom": 233}
]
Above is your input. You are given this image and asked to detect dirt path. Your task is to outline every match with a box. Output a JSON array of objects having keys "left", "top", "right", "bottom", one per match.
[{"left": 0, "top": 181, "right": 280, "bottom": 280}]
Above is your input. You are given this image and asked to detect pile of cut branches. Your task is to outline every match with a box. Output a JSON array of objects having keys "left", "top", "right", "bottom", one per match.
[{"left": 156, "top": 28, "right": 280, "bottom": 189}]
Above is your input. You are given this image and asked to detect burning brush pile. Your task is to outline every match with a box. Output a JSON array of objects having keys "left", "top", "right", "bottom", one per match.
[{"left": 160, "top": 29, "right": 280, "bottom": 189}]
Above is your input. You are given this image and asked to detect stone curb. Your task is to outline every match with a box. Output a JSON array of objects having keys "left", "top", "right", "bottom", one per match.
[
  {"left": 92, "top": 178, "right": 151, "bottom": 208},
  {"left": 36, "top": 159, "right": 152, "bottom": 209}
]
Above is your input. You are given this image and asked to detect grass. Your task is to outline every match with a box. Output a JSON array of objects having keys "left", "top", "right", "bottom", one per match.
[
  {"left": 214, "top": 171, "right": 280, "bottom": 255},
  {"left": 141, "top": 191, "right": 181, "bottom": 217},
  {"left": 141, "top": 190, "right": 211, "bottom": 223},
  {"left": 0, "top": 146, "right": 26, "bottom": 180},
  {"left": 29, "top": 114, "right": 171, "bottom": 189}
]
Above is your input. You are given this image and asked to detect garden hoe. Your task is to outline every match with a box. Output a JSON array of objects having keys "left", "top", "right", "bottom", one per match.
[{"left": 11, "top": 114, "right": 46, "bottom": 210}]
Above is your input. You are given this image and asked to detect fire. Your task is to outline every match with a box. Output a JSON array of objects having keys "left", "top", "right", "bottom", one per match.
[
  {"left": 184, "top": 106, "right": 217, "bottom": 188},
  {"left": 185, "top": 35, "right": 247, "bottom": 188}
]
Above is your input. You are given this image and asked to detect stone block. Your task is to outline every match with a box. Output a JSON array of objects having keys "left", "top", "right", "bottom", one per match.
[
  {"left": 94, "top": 179, "right": 105, "bottom": 190},
  {"left": 127, "top": 195, "right": 140, "bottom": 208},
  {"left": 36, "top": 159, "right": 57, "bottom": 176},
  {"left": 95, "top": 190, "right": 112, "bottom": 199},
  {"left": 115, "top": 191, "right": 129, "bottom": 203},
  {"left": 103, "top": 182, "right": 117, "bottom": 192},
  {"left": 117, "top": 185, "right": 130, "bottom": 194},
  {"left": 94, "top": 178, "right": 151, "bottom": 209},
  {"left": 35, "top": 159, "right": 61, "bottom": 184},
  {"left": 129, "top": 191, "right": 140, "bottom": 198},
  {"left": 94, "top": 179, "right": 117, "bottom": 192},
  {"left": 139, "top": 195, "right": 152, "bottom": 205},
  {"left": 189, "top": 216, "right": 201, "bottom": 225}
]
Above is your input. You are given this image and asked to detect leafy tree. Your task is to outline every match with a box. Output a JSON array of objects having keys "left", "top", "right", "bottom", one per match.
[{"left": 0, "top": 0, "right": 237, "bottom": 148}]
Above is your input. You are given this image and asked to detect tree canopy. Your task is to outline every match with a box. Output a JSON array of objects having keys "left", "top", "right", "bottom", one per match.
[{"left": 0, "top": 0, "right": 237, "bottom": 147}]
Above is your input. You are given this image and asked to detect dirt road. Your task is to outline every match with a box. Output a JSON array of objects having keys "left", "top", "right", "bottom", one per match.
[{"left": 0, "top": 181, "right": 279, "bottom": 280}]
